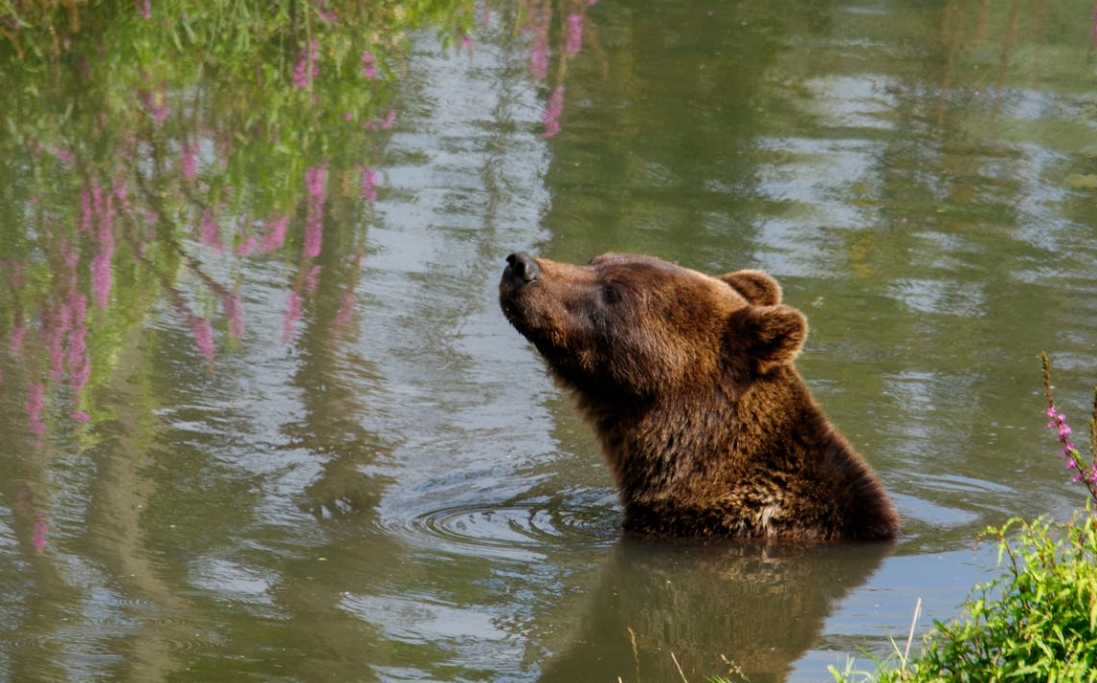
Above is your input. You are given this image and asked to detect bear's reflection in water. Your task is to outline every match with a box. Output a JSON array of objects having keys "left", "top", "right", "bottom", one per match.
[{"left": 538, "top": 537, "right": 891, "bottom": 683}]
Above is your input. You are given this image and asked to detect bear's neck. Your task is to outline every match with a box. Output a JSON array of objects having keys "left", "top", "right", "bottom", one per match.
[{"left": 582, "top": 366, "right": 847, "bottom": 507}]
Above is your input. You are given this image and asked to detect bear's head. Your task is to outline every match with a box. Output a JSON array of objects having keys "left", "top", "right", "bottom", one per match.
[{"left": 499, "top": 252, "right": 807, "bottom": 402}]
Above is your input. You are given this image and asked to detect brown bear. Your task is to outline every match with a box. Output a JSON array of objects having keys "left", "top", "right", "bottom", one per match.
[{"left": 499, "top": 251, "right": 900, "bottom": 542}]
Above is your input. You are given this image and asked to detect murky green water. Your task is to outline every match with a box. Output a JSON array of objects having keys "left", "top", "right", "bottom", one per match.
[{"left": 2, "top": 1, "right": 1097, "bottom": 681}]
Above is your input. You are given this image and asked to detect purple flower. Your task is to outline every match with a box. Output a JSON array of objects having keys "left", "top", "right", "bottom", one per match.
[{"left": 565, "top": 13, "right": 583, "bottom": 54}]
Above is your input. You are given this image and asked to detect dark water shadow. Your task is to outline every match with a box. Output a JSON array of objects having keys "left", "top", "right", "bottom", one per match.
[{"left": 538, "top": 536, "right": 892, "bottom": 683}]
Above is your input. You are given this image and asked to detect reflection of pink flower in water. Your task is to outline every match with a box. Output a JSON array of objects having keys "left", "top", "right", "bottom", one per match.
[
  {"left": 541, "top": 85, "right": 565, "bottom": 138},
  {"left": 334, "top": 291, "right": 355, "bottom": 332},
  {"left": 235, "top": 233, "right": 256, "bottom": 257},
  {"left": 32, "top": 515, "right": 49, "bottom": 554},
  {"left": 91, "top": 225, "right": 114, "bottom": 309},
  {"left": 181, "top": 142, "right": 199, "bottom": 180},
  {"left": 282, "top": 291, "right": 302, "bottom": 344},
  {"left": 200, "top": 208, "right": 224, "bottom": 252},
  {"left": 293, "top": 40, "right": 320, "bottom": 88},
  {"left": 527, "top": 0, "right": 552, "bottom": 80},
  {"left": 223, "top": 294, "right": 245, "bottom": 339},
  {"left": 305, "top": 266, "right": 322, "bottom": 294},
  {"left": 361, "top": 52, "right": 377, "bottom": 79},
  {"left": 565, "top": 13, "right": 583, "bottom": 54},
  {"left": 10, "top": 325, "right": 26, "bottom": 354},
  {"left": 261, "top": 215, "right": 290, "bottom": 252},
  {"left": 138, "top": 90, "right": 171, "bottom": 127},
  {"left": 380, "top": 109, "right": 397, "bottom": 130},
  {"left": 26, "top": 383, "right": 46, "bottom": 436},
  {"left": 189, "top": 315, "right": 215, "bottom": 360},
  {"left": 361, "top": 166, "right": 378, "bottom": 202},
  {"left": 305, "top": 164, "right": 326, "bottom": 258},
  {"left": 68, "top": 292, "right": 90, "bottom": 392}
]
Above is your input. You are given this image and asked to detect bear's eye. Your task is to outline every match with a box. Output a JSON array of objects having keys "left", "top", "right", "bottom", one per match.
[{"left": 601, "top": 284, "right": 622, "bottom": 305}]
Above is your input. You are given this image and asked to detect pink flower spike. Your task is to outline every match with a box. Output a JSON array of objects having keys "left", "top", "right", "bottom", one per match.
[
  {"left": 72, "top": 410, "right": 90, "bottom": 423},
  {"left": 137, "top": 1, "right": 151, "bottom": 19}
]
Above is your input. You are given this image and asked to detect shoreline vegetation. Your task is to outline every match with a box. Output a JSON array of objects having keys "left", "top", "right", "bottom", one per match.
[{"left": 821, "top": 353, "right": 1097, "bottom": 683}]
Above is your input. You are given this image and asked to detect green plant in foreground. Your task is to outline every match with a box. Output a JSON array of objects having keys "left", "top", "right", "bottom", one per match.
[{"left": 830, "top": 355, "right": 1097, "bottom": 683}]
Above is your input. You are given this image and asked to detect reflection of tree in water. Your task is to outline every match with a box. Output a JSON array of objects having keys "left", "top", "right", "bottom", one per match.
[{"left": 539, "top": 538, "right": 891, "bottom": 683}]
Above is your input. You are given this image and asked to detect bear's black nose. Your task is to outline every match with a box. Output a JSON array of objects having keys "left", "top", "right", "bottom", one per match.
[{"left": 505, "top": 252, "right": 540, "bottom": 284}]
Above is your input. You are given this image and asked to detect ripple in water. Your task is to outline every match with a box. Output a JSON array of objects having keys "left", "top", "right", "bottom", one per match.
[{"left": 394, "top": 500, "right": 620, "bottom": 556}]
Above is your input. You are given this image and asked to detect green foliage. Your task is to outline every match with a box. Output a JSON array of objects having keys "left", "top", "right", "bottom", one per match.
[
  {"left": 830, "top": 360, "right": 1097, "bottom": 683},
  {"left": 830, "top": 514, "right": 1097, "bottom": 682}
]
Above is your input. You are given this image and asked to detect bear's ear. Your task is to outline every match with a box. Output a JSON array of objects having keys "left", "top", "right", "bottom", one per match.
[
  {"left": 727, "top": 304, "right": 807, "bottom": 374},
  {"left": 720, "top": 269, "right": 782, "bottom": 305}
]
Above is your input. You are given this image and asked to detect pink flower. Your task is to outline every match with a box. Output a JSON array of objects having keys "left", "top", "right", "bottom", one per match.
[
  {"left": 72, "top": 410, "right": 90, "bottom": 423},
  {"left": 362, "top": 52, "right": 377, "bottom": 79},
  {"left": 565, "top": 13, "right": 583, "bottom": 54},
  {"left": 541, "top": 85, "right": 565, "bottom": 138},
  {"left": 137, "top": 1, "right": 151, "bottom": 20}
]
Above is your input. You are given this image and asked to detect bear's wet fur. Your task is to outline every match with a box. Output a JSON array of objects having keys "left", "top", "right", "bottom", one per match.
[{"left": 499, "top": 252, "right": 900, "bottom": 542}]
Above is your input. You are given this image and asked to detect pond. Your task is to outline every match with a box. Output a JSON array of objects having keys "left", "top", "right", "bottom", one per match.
[{"left": 2, "top": 0, "right": 1097, "bottom": 681}]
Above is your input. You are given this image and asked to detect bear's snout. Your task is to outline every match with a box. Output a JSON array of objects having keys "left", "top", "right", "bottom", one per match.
[{"left": 504, "top": 252, "right": 540, "bottom": 286}]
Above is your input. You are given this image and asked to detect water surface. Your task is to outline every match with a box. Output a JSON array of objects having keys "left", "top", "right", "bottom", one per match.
[{"left": 2, "top": 1, "right": 1097, "bottom": 681}]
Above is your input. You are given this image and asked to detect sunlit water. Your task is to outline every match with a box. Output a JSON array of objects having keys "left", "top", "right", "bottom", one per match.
[{"left": 3, "top": 1, "right": 1097, "bottom": 681}]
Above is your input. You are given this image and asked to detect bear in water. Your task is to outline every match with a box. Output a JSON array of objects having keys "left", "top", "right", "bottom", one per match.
[{"left": 499, "top": 252, "right": 899, "bottom": 541}]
